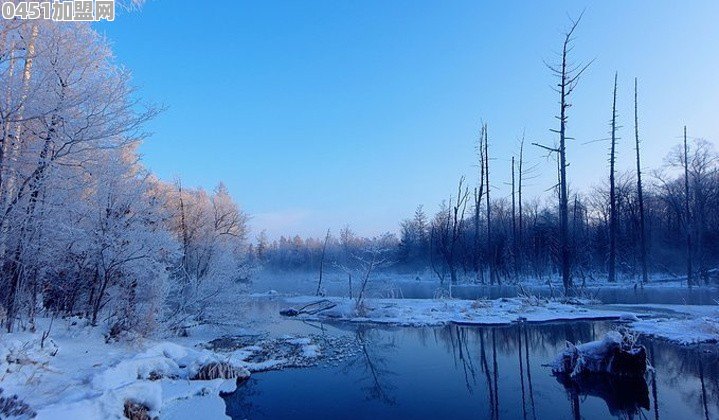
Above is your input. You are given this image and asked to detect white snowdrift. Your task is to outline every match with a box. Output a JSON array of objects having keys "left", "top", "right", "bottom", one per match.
[
  {"left": 0, "top": 319, "right": 249, "bottom": 420},
  {"left": 0, "top": 316, "right": 334, "bottom": 420},
  {"left": 615, "top": 304, "right": 719, "bottom": 344}
]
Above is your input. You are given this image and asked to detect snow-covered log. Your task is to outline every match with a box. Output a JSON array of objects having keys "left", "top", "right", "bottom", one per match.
[
  {"left": 552, "top": 331, "right": 648, "bottom": 377},
  {"left": 279, "top": 299, "right": 337, "bottom": 317}
]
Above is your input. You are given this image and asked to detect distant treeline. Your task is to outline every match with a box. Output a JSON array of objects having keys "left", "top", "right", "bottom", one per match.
[{"left": 256, "top": 138, "right": 719, "bottom": 286}]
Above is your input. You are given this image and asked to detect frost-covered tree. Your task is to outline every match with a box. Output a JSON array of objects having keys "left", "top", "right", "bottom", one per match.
[
  {"left": 0, "top": 20, "right": 248, "bottom": 334},
  {"left": 163, "top": 181, "right": 249, "bottom": 326}
]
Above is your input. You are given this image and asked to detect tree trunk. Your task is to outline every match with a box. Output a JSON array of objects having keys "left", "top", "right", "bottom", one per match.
[
  {"left": 511, "top": 155, "right": 518, "bottom": 280},
  {"left": 558, "top": 30, "right": 572, "bottom": 294},
  {"left": 683, "top": 126, "right": 693, "bottom": 287},
  {"left": 474, "top": 125, "right": 486, "bottom": 284},
  {"left": 485, "top": 126, "right": 493, "bottom": 284},
  {"left": 518, "top": 137, "right": 524, "bottom": 261},
  {"left": 316, "top": 229, "right": 330, "bottom": 296},
  {"left": 609, "top": 73, "right": 618, "bottom": 283},
  {"left": 634, "top": 78, "right": 649, "bottom": 285}
]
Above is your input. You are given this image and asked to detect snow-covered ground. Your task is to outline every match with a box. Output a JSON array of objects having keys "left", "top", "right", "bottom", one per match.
[
  {"left": 617, "top": 304, "right": 719, "bottom": 344},
  {"left": 1, "top": 294, "right": 716, "bottom": 419},
  {"left": 279, "top": 295, "right": 719, "bottom": 345},
  {"left": 282, "top": 295, "right": 641, "bottom": 326},
  {"left": 0, "top": 316, "right": 331, "bottom": 420}
]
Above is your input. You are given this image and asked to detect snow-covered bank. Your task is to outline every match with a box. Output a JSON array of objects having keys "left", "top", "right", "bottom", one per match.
[
  {"left": 279, "top": 296, "right": 719, "bottom": 345},
  {"left": 619, "top": 304, "right": 719, "bottom": 344},
  {"left": 0, "top": 317, "right": 331, "bottom": 419},
  {"left": 631, "top": 317, "right": 719, "bottom": 344},
  {"left": 281, "top": 295, "right": 640, "bottom": 326},
  {"left": 3, "top": 297, "right": 716, "bottom": 419}
]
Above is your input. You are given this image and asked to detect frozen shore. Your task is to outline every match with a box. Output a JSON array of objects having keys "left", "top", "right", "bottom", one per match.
[
  {"left": 279, "top": 295, "right": 719, "bottom": 344},
  {"left": 282, "top": 295, "right": 641, "bottom": 326},
  {"left": 0, "top": 316, "right": 329, "bottom": 420},
  {"left": 1, "top": 295, "right": 716, "bottom": 419}
]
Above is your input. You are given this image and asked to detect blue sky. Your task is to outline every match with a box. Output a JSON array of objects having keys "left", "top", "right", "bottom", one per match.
[{"left": 97, "top": 1, "right": 719, "bottom": 239}]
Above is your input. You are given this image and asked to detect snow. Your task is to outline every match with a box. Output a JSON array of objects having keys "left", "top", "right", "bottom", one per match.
[
  {"left": 282, "top": 295, "right": 640, "bottom": 326},
  {"left": 609, "top": 303, "right": 719, "bottom": 344},
  {"left": 2, "top": 295, "right": 717, "bottom": 419},
  {"left": 631, "top": 316, "right": 719, "bottom": 344},
  {"left": 286, "top": 337, "right": 320, "bottom": 358},
  {"left": 553, "top": 331, "right": 625, "bottom": 376},
  {"left": 0, "top": 317, "right": 281, "bottom": 420}
]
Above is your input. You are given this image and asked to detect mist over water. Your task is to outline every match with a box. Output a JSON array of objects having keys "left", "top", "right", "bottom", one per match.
[{"left": 253, "top": 272, "right": 719, "bottom": 305}]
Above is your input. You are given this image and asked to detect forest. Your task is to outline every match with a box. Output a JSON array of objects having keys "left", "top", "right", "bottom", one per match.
[
  {"left": 0, "top": 20, "right": 250, "bottom": 335},
  {"left": 259, "top": 132, "right": 719, "bottom": 288}
]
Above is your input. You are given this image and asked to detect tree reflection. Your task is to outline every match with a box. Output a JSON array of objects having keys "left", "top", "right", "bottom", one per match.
[
  {"left": 649, "top": 343, "right": 660, "bottom": 420},
  {"left": 447, "top": 325, "right": 478, "bottom": 393},
  {"left": 645, "top": 338, "right": 719, "bottom": 419},
  {"left": 479, "top": 327, "right": 498, "bottom": 419},
  {"left": 220, "top": 321, "right": 718, "bottom": 420},
  {"left": 523, "top": 326, "right": 537, "bottom": 420},
  {"left": 555, "top": 373, "right": 650, "bottom": 419},
  {"left": 346, "top": 326, "right": 398, "bottom": 405}
]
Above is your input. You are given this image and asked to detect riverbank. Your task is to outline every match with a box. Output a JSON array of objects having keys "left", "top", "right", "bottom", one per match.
[{"left": 1, "top": 294, "right": 716, "bottom": 419}]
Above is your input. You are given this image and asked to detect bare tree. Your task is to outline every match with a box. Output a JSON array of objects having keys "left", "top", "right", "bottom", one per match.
[
  {"left": 315, "top": 228, "right": 331, "bottom": 296},
  {"left": 609, "top": 72, "right": 619, "bottom": 283},
  {"left": 435, "top": 177, "right": 469, "bottom": 286},
  {"left": 354, "top": 242, "right": 391, "bottom": 313},
  {"left": 518, "top": 136, "right": 525, "bottom": 255},
  {"left": 634, "top": 78, "right": 648, "bottom": 285},
  {"left": 683, "top": 126, "right": 693, "bottom": 286},
  {"left": 512, "top": 155, "right": 517, "bottom": 250},
  {"left": 544, "top": 14, "right": 591, "bottom": 294},
  {"left": 484, "top": 126, "right": 495, "bottom": 284},
  {"left": 474, "top": 124, "right": 486, "bottom": 284}
]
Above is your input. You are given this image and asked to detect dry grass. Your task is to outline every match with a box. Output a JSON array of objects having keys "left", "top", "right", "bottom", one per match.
[
  {"left": 191, "top": 362, "right": 249, "bottom": 381},
  {"left": 123, "top": 400, "right": 152, "bottom": 420}
]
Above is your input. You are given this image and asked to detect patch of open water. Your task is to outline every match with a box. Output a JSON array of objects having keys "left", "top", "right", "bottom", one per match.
[{"left": 223, "top": 320, "right": 719, "bottom": 419}]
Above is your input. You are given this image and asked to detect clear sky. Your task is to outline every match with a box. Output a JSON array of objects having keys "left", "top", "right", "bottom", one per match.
[{"left": 96, "top": 1, "right": 719, "bottom": 240}]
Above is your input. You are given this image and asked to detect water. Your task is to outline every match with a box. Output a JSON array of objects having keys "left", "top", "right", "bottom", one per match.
[
  {"left": 223, "top": 321, "right": 719, "bottom": 419},
  {"left": 254, "top": 273, "right": 719, "bottom": 305}
]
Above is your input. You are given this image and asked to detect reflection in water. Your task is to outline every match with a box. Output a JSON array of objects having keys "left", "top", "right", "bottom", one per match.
[
  {"left": 649, "top": 343, "right": 660, "bottom": 420},
  {"left": 524, "top": 326, "right": 538, "bottom": 420},
  {"left": 351, "top": 326, "right": 397, "bottom": 405},
  {"left": 555, "top": 373, "right": 650, "bottom": 418},
  {"left": 223, "top": 321, "right": 719, "bottom": 419}
]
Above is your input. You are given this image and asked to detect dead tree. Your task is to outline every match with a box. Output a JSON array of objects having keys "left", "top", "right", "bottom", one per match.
[
  {"left": 634, "top": 78, "right": 648, "bottom": 285},
  {"left": 474, "top": 124, "right": 487, "bottom": 284},
  {"left": 452, "top": 179, "right": 469, "bottom": 285},
  {"left": 511, "top": 155, "right": 518, "bottom": 280},
  {"left": 609, "top": 72, "right": 619, "bottom": 283},
  {"left": 436, "top": 178, "right": 469, "bottom": 286},
  {"left": 683, "top": 126, "right": 693, "bottom": 286},
  {"left": 544, "top": 14, "right": 591, "bottom": 295},
  {"left": 315, "top": 228, "right": 331, "bottom": 296},
  {"left": 518, "top": 136, "right": 525, "bottom": 258},
  {"left": 355, "top": 243, "right": 390, "bottom": 312},
  {"left": 512, "top": 156, "right": 517, "bottom": 247},
  {"left": 332, "top": 262, "right": 354, "bottom": 299},
  {"left": 518, "top": 135, "right": 529, "bottom": 280},
  {"left": 484, "top": 126, "right": 495, "bottom": 284}
]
